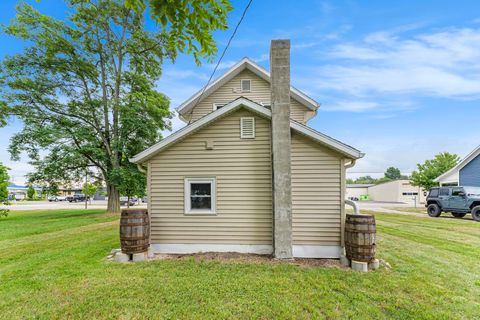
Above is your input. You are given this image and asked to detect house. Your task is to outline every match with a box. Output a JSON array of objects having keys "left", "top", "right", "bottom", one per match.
[
  {"left": 366, "top": 180, "right": 426, "bottom": 205},
  {"left": 435, "top": 145, "right": 480, "bottom": 187},
  {"left": 130, "top": 40, "right": 364, "bottom": 259}
]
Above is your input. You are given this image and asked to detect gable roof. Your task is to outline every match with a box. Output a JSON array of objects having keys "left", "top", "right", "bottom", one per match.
[
  {"left": 131, "top": 97, "right": 363, "bottom": 164},
  {"left": 435, "top": 145, "right": 480, "bottom": 183},
  {"left": 176, "top": 58, "right": 320, "bottom": 121}
]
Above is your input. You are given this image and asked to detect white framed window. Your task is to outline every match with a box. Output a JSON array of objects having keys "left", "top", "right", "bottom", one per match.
[
  {"left": 184, "top": 177, "right": 216, "bottom": 215},
  {"left": 240, "top": 79, "right": 251, "bottom": 92},
  {"left": 240, "top": 117, "right": 255, "bottom": 139},
  {"left": 212, "top": 103, "right": 225, "bottom": 111}
]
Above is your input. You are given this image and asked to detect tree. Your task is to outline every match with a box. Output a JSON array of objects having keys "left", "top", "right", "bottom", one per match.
[
  {"left": 117, "top": 165, "right": 146, "bottom": 208},
  {"left": 82, "top": 182, "right": 98, "bottom": 208},
  {"left": 45, "top": 183, "right": 60, "bottom": 197},
  {"left": 375, "top": 177, "right": 392, "bottom": 185},
  {"left": 384, "top": 167, "right": 401, "bottom": 180},
  {"left": 125, "top": 0, "right": 233, "bottom": 64},
  {"left": 0, "top": 163, "right": 9, "bottom": 217},
  {"left": 411, "top": 152, "right": 460, "bottom": 190},
  {"left": 353, "top": 176, "right": 377, "bottom": 184},
  {"left": 27, "top": 185, "right": 36, "bottom": 200},
  {"left": 0, "top": 1, "right": 231, "bottom": 213}
]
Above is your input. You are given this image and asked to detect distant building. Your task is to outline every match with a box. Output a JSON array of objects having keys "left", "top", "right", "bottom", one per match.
[
  {"left": 58, "top": 185, "right": 83, "bottom": 197},
  {"left": 346, "top": 184, "right": 374, "bottom": 200},
  {"left": 346, "top": 180, "right": 426, "bottom": 205},
  {"left": 7, "top": 184, "right": 43, "bottom": 200},
  {"left": 435, "top": 145, "right": 480, "bottom": 187},
  {"left": 368, "top": 180, "right": 426, "bottom": 205}
]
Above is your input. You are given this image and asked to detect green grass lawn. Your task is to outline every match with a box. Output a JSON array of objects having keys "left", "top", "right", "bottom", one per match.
[
  {"left": 393, "top": 207, "right": 428, "bottom": 214},
  {"left": 1, "top": 209, "right": 479, "bottom": 319}
]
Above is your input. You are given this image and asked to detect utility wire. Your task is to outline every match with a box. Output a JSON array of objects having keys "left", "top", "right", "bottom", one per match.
[{"left": 187, "top": 0, "right": 254, "bottom": 124}]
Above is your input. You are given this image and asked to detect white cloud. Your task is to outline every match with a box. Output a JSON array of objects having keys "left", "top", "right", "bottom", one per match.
[
  {"left": 325, "top": 101, "right": 379, "bottom": 112},
  {"left": 163, "top": 68, "right": 208, "bottom": 81},
  {"left": 316, "top": 27, "right": 480, "bottom": 99}
]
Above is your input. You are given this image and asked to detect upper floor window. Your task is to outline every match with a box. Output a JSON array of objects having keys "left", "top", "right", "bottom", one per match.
[
  {"left": 260, "top": 102, "right": 271, "bottom": 109},
  {"left": 240, "top": 79, "right": 251, "bottom": 92},
  {"left": 212, "top": 103, "right": 225, "bottom": 111}
]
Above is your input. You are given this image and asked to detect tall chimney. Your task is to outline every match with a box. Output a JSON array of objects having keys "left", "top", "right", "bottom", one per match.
[{"left": 270, "top": 39, "right": 293, "bottom": 259}]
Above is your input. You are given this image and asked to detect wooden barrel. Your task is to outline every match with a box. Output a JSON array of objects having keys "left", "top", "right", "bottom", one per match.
[
  {"left": 120, "top": 209, "right": 149, "bottom": 254},
  {"left": 345, "top": 214, "right": 376, "bottom": 262}
]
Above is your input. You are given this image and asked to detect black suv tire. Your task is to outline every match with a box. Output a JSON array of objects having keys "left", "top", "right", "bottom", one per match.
[
  {"left": 472, "top": 206, "right": 480, "bottom": 222},
  {"left": 451, "top": 212, "right": 466, "bottom": 218},
  {"left": 427, "top": 203, "right": 441, "bottom": 217}
]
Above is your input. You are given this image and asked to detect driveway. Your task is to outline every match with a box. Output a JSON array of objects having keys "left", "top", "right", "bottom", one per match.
[
  {"left": 355, "top": 201, "right": 478, "bottom": 221},
  {"left": 5, "top": 200, "right": 147, "bottom": 211},
  {"left": 353, "top": 201, "right": 427, "bottom": 216}
]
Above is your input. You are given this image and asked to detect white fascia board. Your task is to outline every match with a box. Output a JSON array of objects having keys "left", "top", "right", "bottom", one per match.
[
  {"left": 131, "top": 97, "right": 363, "bottom": 163},
  {"left": 175, "top": 58, "right": 319, "bottom": 117},
  {"left": 290, "top": 121, "right": 364, "bottom": 160},
  {"left": 435, "top": 145, "right": 480, "bottom": 182},
  {"left": 130, "top": 98, "right": 268, "bottom": 163},
  {"left": 176, "top": 58, "right": 249, "bottom": 113}
]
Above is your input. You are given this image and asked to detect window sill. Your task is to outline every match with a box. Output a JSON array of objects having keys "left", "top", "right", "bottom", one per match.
[{"left": 184, "top": 211, "right": 217, "bottom": 216}]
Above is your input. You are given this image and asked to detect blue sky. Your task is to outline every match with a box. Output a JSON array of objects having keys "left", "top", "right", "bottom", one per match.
[{"left": 1, "top": 0, "right": 480, "bottom": 184}]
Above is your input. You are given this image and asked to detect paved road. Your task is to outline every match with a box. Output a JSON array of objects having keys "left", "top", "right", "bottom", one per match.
[{"left": 4, "top": 200, "right": 147, "bottom": 211}]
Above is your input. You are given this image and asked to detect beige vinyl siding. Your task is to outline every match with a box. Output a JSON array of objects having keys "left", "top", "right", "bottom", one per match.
[
  {"left": 291, "top": 132, "right": 343, "bottom": 245},
  {"left": 148, "top": 108, "right": 273, "bottom": 244},
  {"left": 187, "top": 69, "right": 310, "bottom": 124}
]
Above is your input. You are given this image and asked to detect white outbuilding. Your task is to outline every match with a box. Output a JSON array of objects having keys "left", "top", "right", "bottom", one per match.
[{"left": 367, "top": 180, "right": 426, "bottom": 205}]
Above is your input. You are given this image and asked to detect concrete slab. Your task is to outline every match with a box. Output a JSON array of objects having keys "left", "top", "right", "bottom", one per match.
[
  {"left": 351, "top": 260, "right": 368, "bottom": 272},
  {"left": 132, "top": 252, "right": 147, "bottom": 262},
  {"left": 114, "top": 252, "right": 130, "bottom": 263}
]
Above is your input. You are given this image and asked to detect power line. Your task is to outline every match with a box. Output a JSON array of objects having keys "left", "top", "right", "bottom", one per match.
[{"left": 188, "top": 0, "right": 254, "bottom": 124}]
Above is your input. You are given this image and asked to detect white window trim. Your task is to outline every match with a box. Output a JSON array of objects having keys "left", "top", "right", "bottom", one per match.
[
  {"left": 240, "top": 79, "right": 251, "bottom": 92},
  {"left": 184, "top": 177, "right": 216, "bottom": 215},
  {"left": 240, "top": 117, "right": 255, "bottom": 139}
]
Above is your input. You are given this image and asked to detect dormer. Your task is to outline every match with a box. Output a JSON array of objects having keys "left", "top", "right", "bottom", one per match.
[{"left": 176, "top": 58, "right": 319, "bottom": 124}]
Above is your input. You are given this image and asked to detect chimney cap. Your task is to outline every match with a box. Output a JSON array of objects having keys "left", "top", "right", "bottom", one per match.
[{"left": 271, "top": 39, "right": 290, "bottom": 49}]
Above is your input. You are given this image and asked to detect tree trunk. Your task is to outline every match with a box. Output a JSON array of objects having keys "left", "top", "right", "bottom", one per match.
[
  {"left": 107, "top": 183, "right": 121, "bottom": 214},
  {"left": 127, "top": 195, "right": 130, "bottom": 209}
]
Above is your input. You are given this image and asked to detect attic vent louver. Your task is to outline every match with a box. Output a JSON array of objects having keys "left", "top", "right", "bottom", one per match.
[{"left": 240, "top": 117, "right": 255, "bottom": 139}]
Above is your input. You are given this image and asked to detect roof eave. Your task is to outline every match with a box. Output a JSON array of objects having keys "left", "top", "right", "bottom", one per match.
[
  {"left": 175, "top": 58, "right": 319, "bottom": 119},
  {"left": 132, "top": 97, "right": 362, "bottom": 164}
]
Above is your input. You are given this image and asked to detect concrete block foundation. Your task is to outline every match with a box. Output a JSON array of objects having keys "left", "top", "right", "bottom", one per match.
[
  {"left": 114, "top": 252, "right": 130, "bottom": 263},
  {"left": 132, "top": 252, "right": 147, "bottom": 262},
  {"left": 351, "top": 260, "right": 368, "bottom": 272}
]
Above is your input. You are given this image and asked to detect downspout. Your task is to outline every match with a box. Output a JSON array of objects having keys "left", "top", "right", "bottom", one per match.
[
  {"left": 137, "top": 163, "right": 147, "bottom": 174},
  {"left": 344, "top": 160, "right": 360, "bottom": 215}
]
